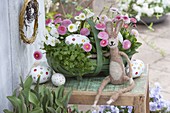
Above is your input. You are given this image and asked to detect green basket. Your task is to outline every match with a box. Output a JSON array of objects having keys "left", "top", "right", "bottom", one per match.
[{"left": 46, "top": 19, "right": 111, "bottom": 77}]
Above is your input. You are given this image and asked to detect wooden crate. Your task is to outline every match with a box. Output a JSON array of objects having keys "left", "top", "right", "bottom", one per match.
[{"left": 46, "top": 66, "right": 149, "bottom": 113}]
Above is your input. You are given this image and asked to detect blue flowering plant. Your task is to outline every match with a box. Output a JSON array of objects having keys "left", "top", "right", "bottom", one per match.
[{"left": 92, "top": 83, "right": 170, "bottom": 113}]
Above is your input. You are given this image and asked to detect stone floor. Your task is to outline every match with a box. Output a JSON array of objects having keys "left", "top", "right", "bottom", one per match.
[{"left": 133, "top": 15, "right": 170, "bottom": 100}]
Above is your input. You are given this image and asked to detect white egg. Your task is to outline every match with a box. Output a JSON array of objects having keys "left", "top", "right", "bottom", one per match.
[
  {"left": 65, "top": 34, "right": 90, "bottom": 45},
  {"left": 51, "top": 73, "right": 66, "bottom": 86},
  {"left": 126, "top": 59, "right": 145, "bottom": 78},
  {"left": 130, "top": 59, "right": 145, "bottom": 78},
  {"left": 30, "top": 62, "right": 52, "bottom": 84}
]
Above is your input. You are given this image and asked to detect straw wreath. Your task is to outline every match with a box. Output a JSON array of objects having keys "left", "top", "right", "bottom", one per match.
[{"left": 19, "top": 0, "right": 39, "bottom": 44}]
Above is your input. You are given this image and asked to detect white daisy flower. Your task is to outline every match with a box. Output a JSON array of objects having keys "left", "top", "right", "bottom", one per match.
[
  {"left": 68, "top": 24, "right": 78, "bottom": 32},
  {"left": 146, "top": 8, "right": 154, "bottom": 17},
  {"left": 137, "top": 0, "right": 145, "bottom": 5},
  {"left": 154, "top": 6, "right": 164, "bottom": 13},
  {"left": 85, "top": 8, "right": 95, "bottom": 18},
  {"left": 75, "top": 16, "right": 80, "bottom": 20},
  {"left": 75, "top": 21, "right": 81, "bottom": 27},
  {"left": 79, "top": 13, "right": 86, "bottom": 20},
  {"left": 45, "top": 36, "right": 60, "bottom": 46},
  {"left": 131, "top": 29, "right": 139, "bottom": 37},
  {"left": 50, "top": 27, "right": 59, "bottom": 38}
]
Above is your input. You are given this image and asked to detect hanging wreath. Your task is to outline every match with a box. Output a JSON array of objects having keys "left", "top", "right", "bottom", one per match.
[{"left": 19, "top": 0, "right": 39, "bottom": 44}]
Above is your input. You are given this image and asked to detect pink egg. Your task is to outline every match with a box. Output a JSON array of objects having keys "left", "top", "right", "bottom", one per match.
[{"left": 122, "top": 40, "right": 131, "bottom": 50}]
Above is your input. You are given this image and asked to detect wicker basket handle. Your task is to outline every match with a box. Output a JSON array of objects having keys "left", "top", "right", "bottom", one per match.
[
  {"left": 19, "top": 0, "right": 39, "bottom": 44},
  {"left": 87, "top": 19, "right": 103, "bottom": 76}
]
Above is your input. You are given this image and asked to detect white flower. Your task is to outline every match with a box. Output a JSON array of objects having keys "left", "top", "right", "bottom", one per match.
[
  {"left": 142, "top": 7, "right": 149, "bottom": 15},
  {"left": 45, "top": 36, "right": 60, "bottom": 46},
  {"left": 85, "top": 8, "right": 95, "bottom": 18},
  {"left": 74, "top": 16, "right": 80, "bottom": 20},
  {"left": 75, "top": 21, "right": 81, "bottom": 27},
  {"left": 131, "top": 29, "right": 139, "bottom": 37},
  {"left": 118, "top": 32, "right": 123, "bottom": 43},
  {"left": 68, "top": 24, "right": 78, "bottom": 32},
  {"left": 154, "top": 6, "right": 164, "bottom": 13},
  {"left": 163, "top": 0, "right": 170, "bottom": 8},
  {"left": 143, "top": 3, "right": 148, "bottom": 8},
  {"left": 79, "top": 13, "right": 86, "bottom": 20},
  {"left": 50, "top": 27, "right": 59, "bottom": 38},
  {"left": 133, "top": 4, "right": 142, "bottom": 13},
  {"left": 153, "top": 0, "right": 161, "bottom": 3},
  {"left": 146, "top": 0, "right": 154, "bottom": 3},
  {"left": 146, "top": 8, "right": 154, "bottom": 17},
  {"left": 121, "top": 3, "right": 129, "bottom": 11},
  {"left": 137, "top": 0, "right": 145, "bottom": 5},
  {"left": 136, "top": 13, "right": 141, "bottom": 21}
]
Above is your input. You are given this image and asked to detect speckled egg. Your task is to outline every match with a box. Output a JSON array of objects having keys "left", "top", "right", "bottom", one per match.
[
  {"left": 30, "top": 62, "right": 52, "bottom": 84},
  {"left": 65, "top": 34, "right": 90, "bottom": 45},
  {"left": 130, "top": 59, "right": 145, "bottom": 78},
  {"left": 51, "top": 73, "right": 66, "bottom": 86}
]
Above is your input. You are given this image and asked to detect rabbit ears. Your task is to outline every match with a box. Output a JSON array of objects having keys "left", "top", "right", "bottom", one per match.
[{"left": 106, "top": 19, "right": 124, "bottom": 38}]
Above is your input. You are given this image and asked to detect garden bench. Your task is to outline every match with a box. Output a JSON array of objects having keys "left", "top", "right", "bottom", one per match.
[{"left": 46, "top": 67, "right": 149, "bottom": 113}]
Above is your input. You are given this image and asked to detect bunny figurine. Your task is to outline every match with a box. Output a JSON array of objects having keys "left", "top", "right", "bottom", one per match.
[{"left": 93, "top": 19, "right": 135, "bottom": 106}]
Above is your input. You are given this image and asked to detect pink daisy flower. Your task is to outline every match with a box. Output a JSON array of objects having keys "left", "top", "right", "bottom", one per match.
[
  {"left": 113, "top": 15, "right": 122, "bottom": 22},
  {"left": 45, "top": 18, "right": 52, "bottom": 26},
  {"left": 53, "top": 18, "right": 62, "bottom": 25},
  {"left": 57, "top": 25, "right": 67, "bottom": 35},
  {"left": 82, "top": 43, "right": 92, "bottom": 52},
  {"left": 130, "top": 18, "right": 137, "bottom": 23},
  {"left": 122, "top": 40, "right": 131, "bottom": 50},
  {"left": 122, "top": 15, "right": 130, "bottom": 24},
  {"left": 54, "top": 13, "right": 62, "bottom": 18},
  {"left": 98, "top": 31, "right": 109, "bottom": 40},
  {"left": 100, "top": 39, "right": 108, "bottom": 47},
  {"left": 61, "top": 19, "right": 72, "bottom": 27},
  {"left": 80, "top": 28, "right": 90, "bottom": 36},
  {"left": 99, "top": 15, "right": 108, "bottom": 23},
  {"left": 33, "top": 51, "right": 43, "bottom": 60},
  {"left": 95, "top": 23, "right": 106, "bottom": 30}
]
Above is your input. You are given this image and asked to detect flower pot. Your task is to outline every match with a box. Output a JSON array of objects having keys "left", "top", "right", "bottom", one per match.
[{"left": 138, "top": 14, "right": 168, "bottom": 24}]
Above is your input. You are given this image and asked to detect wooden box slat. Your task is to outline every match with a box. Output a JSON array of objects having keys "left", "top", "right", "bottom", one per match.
[{"left": 45, "top": 66, "right": 148, "bottom": 106}]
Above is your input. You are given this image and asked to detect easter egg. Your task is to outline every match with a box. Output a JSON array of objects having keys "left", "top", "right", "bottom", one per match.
[
  {"left": 30, "top": 62, "right": 52, "bottom": 84},
  {"left": 51, "top": 73, "right": 66, "bottom": 86},
  {"left": 65, "top": 34, "right": 90, "bottom": 45},
  {"left": 130, "top": 59, "right": 145, "bottom": 78}
]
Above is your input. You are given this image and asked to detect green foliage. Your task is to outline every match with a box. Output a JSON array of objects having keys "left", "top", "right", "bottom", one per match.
[
  {"left": 3, "top": 76, "right": 72, "bottom": 113},
  {"left": 44, "top": 41, "right": 96, "bottom": 77},
  {"left": 118, "top": 29, "right": 142, "bottom": 59}
]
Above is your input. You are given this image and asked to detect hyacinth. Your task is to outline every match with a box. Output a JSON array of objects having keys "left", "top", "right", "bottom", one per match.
[
  {"left": 57, "top": 25, "right": 67, "bottom": 35},
  {"left": 98, "top": 31, "right": 109, "bottom": 40},
  {"left": 95, "top": 23, "right": 106, "bottom": 31},
  {"left": 61, "top": 19, "right": 72, "bottom": 27},
  {"left": 82, "top": 43, "right": 92, "bottom": 52},
  {"left": 80, "top": 28, "right": 90, "bottom": 36},
  {"left": 100, "top": 39, "right": 108, "bottom": 47},
  {"left": 33, "top": 51, "right": 43, "bottom": 60},
  {"left": 122, "top": 40, "right": 131, "bottom": 50}
]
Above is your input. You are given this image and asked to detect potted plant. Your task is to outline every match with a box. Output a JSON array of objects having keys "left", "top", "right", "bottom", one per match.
[
  {"left": 42, "top": 6, "right": 142, "bottom": 79},
  {"left": 118, "top": 0, "right": 170, "bottom": 24},
  {"left": 3, "top": 76, "right": 73, "bottom": 113}
]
